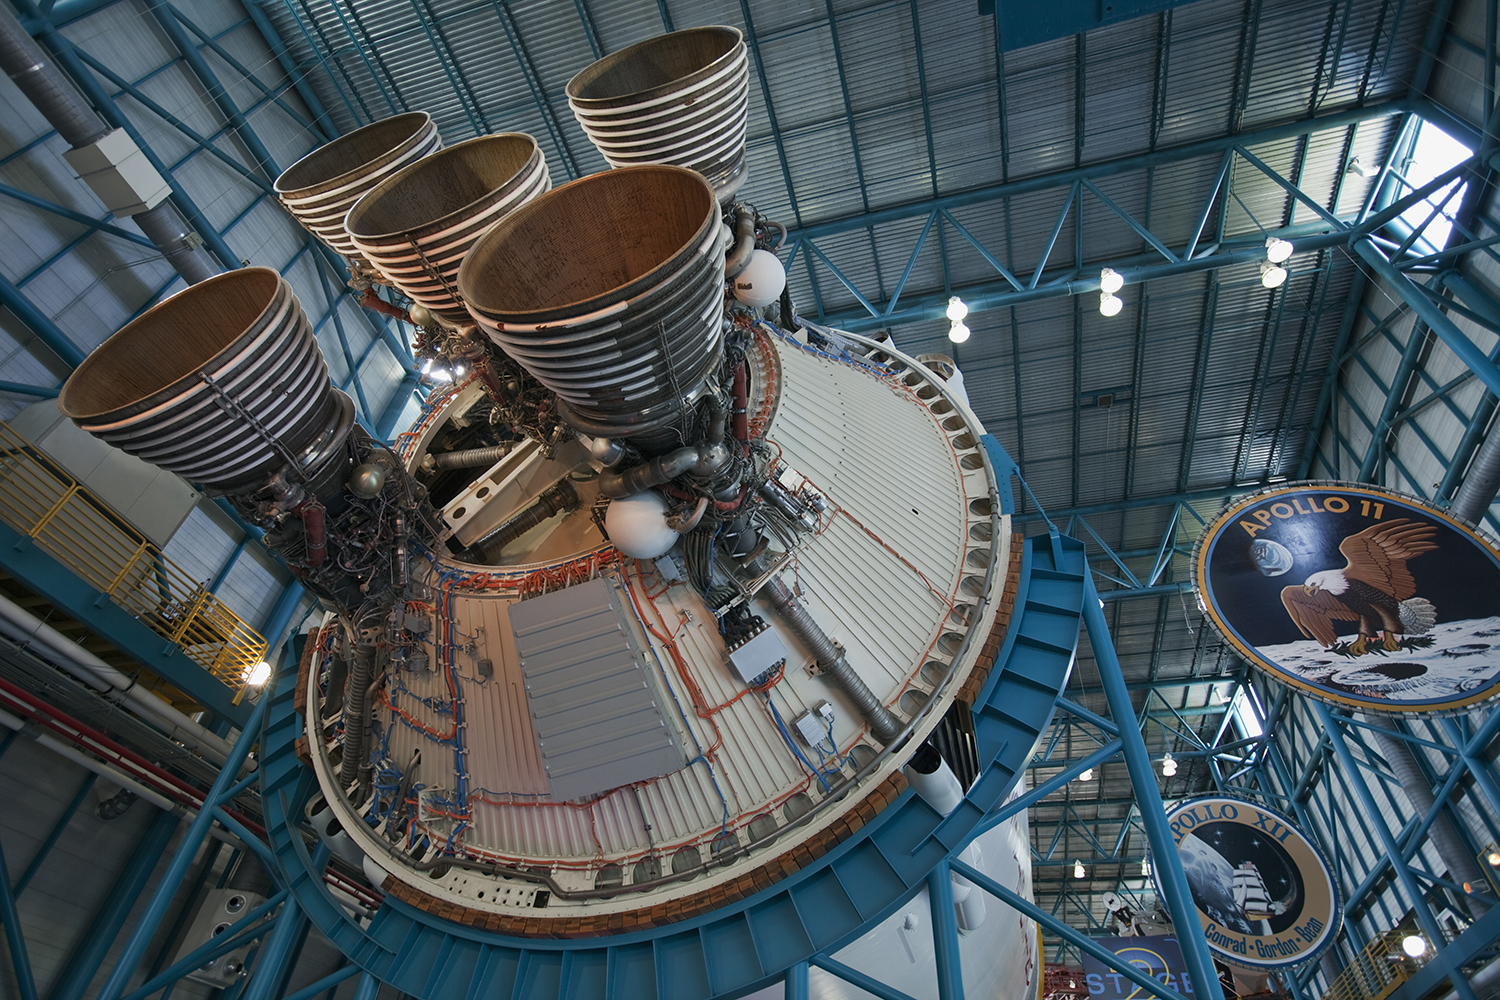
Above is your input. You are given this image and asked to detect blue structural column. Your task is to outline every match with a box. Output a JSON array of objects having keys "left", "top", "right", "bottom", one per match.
[
  {"left": 1081, "top": 574, "right": 1227, "bottom": 1000},
  {"left": 352, "top": 970, "right": 381, "bottom": 1000},
  {"left": 95, "top": 675, "right": 280, "bottom": 1000},
  {"left": 784, "top": 961, "right": 809, "bottom": 1000},
  {"left": 0, "top": 837, "right": 39, "bottom": 1000},
  {"left": 1316, "top": 704, "right": 1480, "bottom": 1000},
  {"left": 927, "top": 861, "right": 965, "bottom": 1000},
  {"left": 0, "top": 270, "right": 85, "bottom": 368},
  {"left": 239, "top": 899, "right": 306, "bottom": 1000},
  {"left": 50, "top": 809, "right": 182, "bottom": 1000}
]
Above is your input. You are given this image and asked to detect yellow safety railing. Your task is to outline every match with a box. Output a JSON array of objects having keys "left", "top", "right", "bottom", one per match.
[
  {"left": 0, "top": 420, "right": 266, "bottom": 699},
  {"left": 1320, "top": 928, "right": 1424, "bottom": 1000}
]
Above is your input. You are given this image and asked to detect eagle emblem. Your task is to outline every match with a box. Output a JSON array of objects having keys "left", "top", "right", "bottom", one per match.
[{"left": 1280, "top": 519, "right": 1439, "bottom": 656}]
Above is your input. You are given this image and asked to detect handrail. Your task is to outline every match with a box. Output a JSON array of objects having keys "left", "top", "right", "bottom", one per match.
[
  {"left": 1320, "top": 929, "right": 1424, "bottom": 1000},
  {"left": 0, "top": 421, "right": 266, "bottom": 699}
]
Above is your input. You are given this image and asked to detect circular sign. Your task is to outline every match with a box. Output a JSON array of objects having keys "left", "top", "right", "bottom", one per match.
[
  {"left": 1157, "top": 796, "right": 1339, "bottom": 969},
  {"left": 1192, "top": 483, "right": 1500, "bottom": 714}
]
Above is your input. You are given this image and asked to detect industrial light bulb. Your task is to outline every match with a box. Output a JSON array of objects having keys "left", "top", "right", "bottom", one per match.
[
  {"left": 1264, "top": 237, "right": 1294, "bottom": 263},
  {"left": 948, "top": 321, "right": 971, "bottom": 344},
  {"left": 247, "top": 660, "right": 271, "bottom": 687},
  {"left": 1099, "top": 267, "right": 1124, "bottom": 294},
  {"left": 1074, "top": 860, "right": 1085, "bottom": 879},
  {"left": 1141, "top": 858, "right": 1151, "bottom": 877},
  {"left": 1099, "top": 292, "right": 1123, "bottom": 317},
  {"left": 945, "top": 295, "right": 969, "bottom": 322},
  {"left": 1401, "top": 934, "right": 1427, "bottom": 958},
  {"left": 1487, "top": 850, "right": 1500, "bottom": 867},
  {"left": 454, "top": 362, "right": 467, "bottom": 377},
  {"left": 421, "top": 357, "right": 433, "bottom": 374},
  {"left": 1078, "top": 767, "right": 1094, "bottom": 781},
  {"left": 1161, "top": 753, "right": 1177, "bottom": 776},
  {"left": 1260, "top": 261, "right": 1288, "bottom": 289}
]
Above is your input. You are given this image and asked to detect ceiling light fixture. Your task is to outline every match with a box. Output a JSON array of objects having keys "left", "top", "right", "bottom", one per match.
[
  {"left": 1347, "top": 156, "right": 1379, "bottom": 178},
  {"left": 1141, "top": 858, "right": 1151, "bottom": 877},
  {"left": 1078, "top": 767, "right": 1094, "bottom": 781},
  {"left": 948, "top": 321, "right": 970, "bottom": 344},
  {"left": 247, "top": 660, "right": 271, "bottom": 687},
  {"left": 945, "top": 295, "right": 969, "bottom": 322},
  {"left": 1487, "top": 849, "right": 1500, "bottom": 867},
  {"left": 1099, "top": 292, "right": 1123, "bottom": 317},
  {"left": 1264, "top": 237, "right": 1294, "bottom": 263},
  {"left": 1401, "top": 934, "right": 1427, "bottom": 959},
  {"left": 1074, "top": 860, "right": 1086, "bottom": 879},
  {"left": 1099, "top": 267, "right": 1124, "bottom": 294},
  {"left": 1260, "top": 260, "right": 1288, "bottom": 289},
  {"left": 1161, "top": 752, "right": 1178, "bottom": 776}
]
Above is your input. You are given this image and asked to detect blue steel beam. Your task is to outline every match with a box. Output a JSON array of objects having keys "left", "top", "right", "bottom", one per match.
[
  {"left": 120, "top": 891, "right": 288, "bottom": 1000},
  {"left": 1082, "top": 573, "right": 1226, "bottom": 1000},
  {"left": 0, "top": 837, "right": 39, "bottom": 1000},
  {"left": 0, "top": 182, "right": 155, "bottom": 248},
  {"left": 49, "top": 809, "right": 181, "bottom": 1000},
  {"left": 0, "top": 269, "right": 86, "bottom": 368},
  {"left": 927, "top": 861, "right": 964, "bottom": 1000},
  {"left": 33, "top": 25, "right": 241, "bottom": 272},
  {"left": 240, "top": 0, "right": 336, "bottom": 141},
  {"left": 12, "top": 773, "right": 95, "bottom": 897},
  {"left": 1316, "top": 703, "right": 1479, "bottom": 1000},
  {"left": 95, "top": 664, "right": 280, "bottom": 1000}
]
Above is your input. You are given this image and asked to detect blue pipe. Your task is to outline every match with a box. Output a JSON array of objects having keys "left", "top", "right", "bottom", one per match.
[
  {"left": 1082, "top": 573, "right": 1226, "bottom": 1000},
  {"left": 0, "top": 838, "right": 39, "bottom": 1000},
  {"left": 0, "top": 270, "right": 85, "bottom": 367},
  {"left": 120, "top": 891, "right": 287, "bottom": 1000},
  {"left": 146, "top": 1, "right": 280, "bottom": 180},
  {"left": 95, "top": 686, "right": 277, "bottom": 1000},
  {"left": 258, "top": 583, "right": 306, "bottom": 664},
  {"left": 50, "top": 809, "right": 181, "bottom": 1000},
  {"left": 811, "top": 956, "right": 920, "bottom": 1000},
  {"left": 951, "top": 859, "right": 1192, "bottom": 1000}
]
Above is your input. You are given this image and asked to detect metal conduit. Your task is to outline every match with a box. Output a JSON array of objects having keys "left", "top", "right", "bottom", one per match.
[
  {"left": 0, "top": 4, "right": 220, "bottom": 286},
  {"left": 1450, "top": 420, "right": 1500, "bottom": 525},
  {"left": 762, "top": 576, "right": 901, "bottom": 745}
]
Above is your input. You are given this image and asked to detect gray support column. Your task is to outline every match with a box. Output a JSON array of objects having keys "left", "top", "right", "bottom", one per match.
[{"left": 1363, "top": 714, "right": 1489, "bottom": 916}]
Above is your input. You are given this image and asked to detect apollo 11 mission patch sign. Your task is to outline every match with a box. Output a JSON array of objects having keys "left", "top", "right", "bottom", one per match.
[{"left": 1192, "top": 483, "right": 1500, "bottom": 715}]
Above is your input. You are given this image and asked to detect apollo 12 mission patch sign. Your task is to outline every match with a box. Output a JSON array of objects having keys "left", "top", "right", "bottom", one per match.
[
  {"left": 1192, "top": 483, "right": 1500, "bottom": 715},
  {"left": 1158, "top": 797, "right": 1340, "bottom": 969}
]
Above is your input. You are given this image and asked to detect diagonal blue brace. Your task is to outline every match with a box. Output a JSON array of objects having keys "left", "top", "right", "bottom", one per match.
[
  {"left": 1082, "top": 573, "right": 1227, "bottom": 1000},
  {"left": 0, "top": 837, "right": 38, "bottom": 1000}
]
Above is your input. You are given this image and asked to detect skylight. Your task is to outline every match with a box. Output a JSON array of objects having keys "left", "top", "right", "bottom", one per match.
[
  {"left": 1398, "top": 121, "right": 1473, "bottom": 254},
  {"left": 1230, "top": 688, "right": 1264, "bottom": 739}
]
